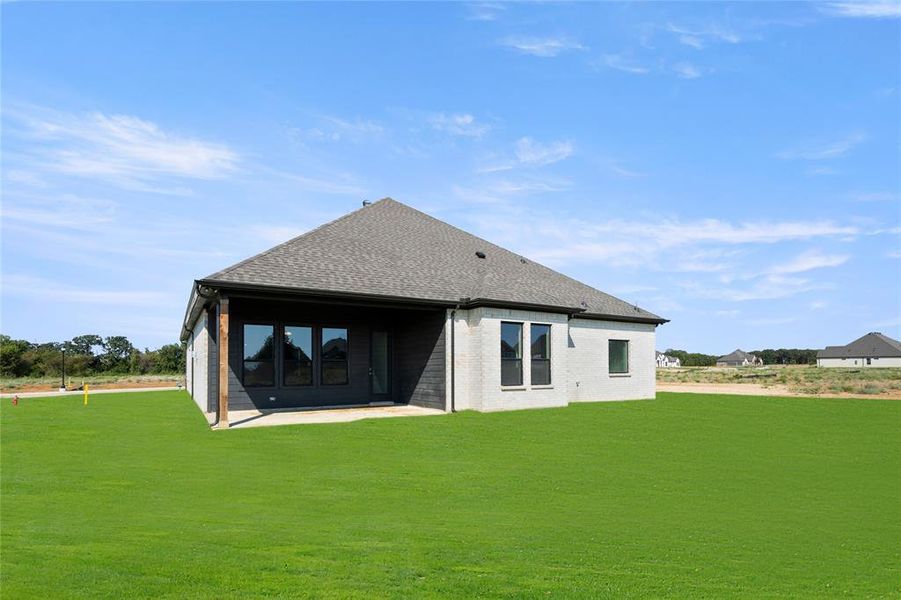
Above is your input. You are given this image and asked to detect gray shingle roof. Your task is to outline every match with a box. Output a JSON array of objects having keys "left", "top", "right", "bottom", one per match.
[
  {"left": 200, "top": 198, "right": 665, "bottom": 323},
  {"left": 717, "top": 349, "right": 758, "bottom": 363},
  {"left": 817, "top": 332, "right": 901, "bottom": 359}
]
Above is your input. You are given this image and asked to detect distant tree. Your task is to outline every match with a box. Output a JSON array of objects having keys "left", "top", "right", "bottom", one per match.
[
  {"left": 100, "top": 336, "right": 136, "bottom": 373},
  {"left": 64, "top": 334, "right": 104, "bottom": 356},
  {"left": 0, "top": 335, "right": 32, "bottom": 377},
  {"left": 751, "top": 349, "right": 818, "bottom": 365},
  {"left": 154, "top": 343, "right": 185, "bottom": 374},
  {"left": 665, "top": 349, "right": 717, "bottom": 367}
]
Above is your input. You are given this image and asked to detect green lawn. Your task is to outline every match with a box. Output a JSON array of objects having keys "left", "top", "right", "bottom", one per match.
[{"left": 2, "top": 392, "right": 898, "bottom": 598}]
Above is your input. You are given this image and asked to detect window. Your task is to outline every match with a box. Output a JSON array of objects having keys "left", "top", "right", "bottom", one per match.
[
  {"left": 609, "top": 339, "right": 629, "bottom": 374},
  {"left": 283, "top": 326, "right": 313, "bottom": 386},
  {"left": 321, "top": 327, "right": 348, "bottom": 385},
  {"left": 501, "top": 322, "right": 523, "bottom": 386},
  {"left": 243, "top": 324, "right": 275, "bottom": 386},
  {"left": 531, "top": 324, "right": 551, "bottom": 385}
]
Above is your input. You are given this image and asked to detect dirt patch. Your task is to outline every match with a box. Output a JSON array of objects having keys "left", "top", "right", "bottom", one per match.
[
  {"left": 3, "top": 379, "right": 181, "bottom": 394},
  {"left": 658, "top": 382, "right": 901, "bottom": 400}
]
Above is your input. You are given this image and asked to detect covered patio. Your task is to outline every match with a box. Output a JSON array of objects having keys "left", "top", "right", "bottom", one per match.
[{"left": 209, "top": 403, "right": 445, "bottom": 429}]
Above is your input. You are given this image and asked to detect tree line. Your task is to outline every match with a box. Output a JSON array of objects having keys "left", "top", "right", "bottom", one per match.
[
  {"left": 0, "top": 334, "right": 184, "bottom": 378},
  {"left": 664, "top": 348, "right": 819, "bottom": 366}
]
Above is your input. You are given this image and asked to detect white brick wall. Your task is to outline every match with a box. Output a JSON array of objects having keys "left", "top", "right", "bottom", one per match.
[
  {"left": 567, "top": 319, "right": 656, "bottom": 402},
  {"left": 186, "top": 312, "right": 209, "bottom": 414},
  {"left": 447, "top": 307, "right": 570, "bottom": 412},
  {"left": 817, "top": 356, "right": 901, "bottom": 368}
]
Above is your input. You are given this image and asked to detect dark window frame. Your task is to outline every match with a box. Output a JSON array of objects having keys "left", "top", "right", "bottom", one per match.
[
  {"left": 242, "top": 321, "right": 277, "bottom": 388},
  {"left": 282, "top": 324, "right": 315, "bottom": 387},
  {"left": 609, "top": 339, "right": 630, "bottom": 375},
  {"left": 530, "top": 323, "right": 552, "bottom": 386},
  {"left": 501, "top": 321, "right": 523, "bottom": 387},
  {"left": 320, "top": 325, "right": 350, "bottom": 386}
]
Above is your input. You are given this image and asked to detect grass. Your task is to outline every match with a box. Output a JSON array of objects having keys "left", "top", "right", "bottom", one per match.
[
  {"left": 657, "top": 365, "right": 901, "bottom": 396},
  {"left": 2, "top": 391, "right": 899, "bottom": 598}
]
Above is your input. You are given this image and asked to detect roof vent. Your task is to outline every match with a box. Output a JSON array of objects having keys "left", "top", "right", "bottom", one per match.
[
  {"left": 520, "top": 257, "right": 527, "bottom": 264},
  {"left": 362, "top": 200, "right": 372, "bottom": 207},
  {"left": 475, "top": 251, "right": 486, "bottom": 259}
]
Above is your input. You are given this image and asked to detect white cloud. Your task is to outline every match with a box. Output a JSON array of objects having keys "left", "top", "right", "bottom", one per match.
[
  {"left": 597, "top": 54, "right": 650, "bottom": 74},
  {"left": 12, "top": 106, "right": 238, "bottom": 183},
  {"left": 822, "top": 1, "right": 901, "bottom": 18},
  {"left": 666, "top": 22, "right": 743, "bottom": 45},
  {"left": 3, "top": 274, "right": 168, "bottom": 306},
  {"left": 672, "top": 62, "right": 703, "bottom": 79},
  {"left": 765, "top": 250, "right": 849, "bottom": 275},
  {"left": 499, "top": 36, "right": 584, "bottom": 57},
  {"left": 429, "top": 113, "right": 490, "bottom": 138},
  {"left": 295, "top": 115, "right": 385, "bottom": 143},
  {"left": 851, "top": 191, "right": 899, "bottom": 202},
  {"left": 678, "top": 35, "right": 705, "bottom": 49},
  {"left": 687, "top": 274, "right": 826, "bottom": 302},
  {"left": 514, "top": 137, "right": 574, "bottom": 166},
  {"left": 453, "top": 177, "right": 571, "bottom": 204},
  {"left": 777, "top": 132, "right": 867, "bottom": 160},
  {"left": 466, "top": 2, "right": 505, "bottom": 21},
  {"left": 809, "top": 300, "right": 828, "bottom": 310}
]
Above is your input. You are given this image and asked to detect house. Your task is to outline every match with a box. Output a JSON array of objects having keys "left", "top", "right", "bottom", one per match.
[
  {"left": 716, "top": 349, "right": 762, "bottom": 367},
  {"left": 181, "top": 198, "right": 667, "bottom": 427},
  {"left": 656, "top": 351, "right": 681, "bottom": 368},
  {"left": 816, "top": 332, "right": 901, "bottom": 368}
]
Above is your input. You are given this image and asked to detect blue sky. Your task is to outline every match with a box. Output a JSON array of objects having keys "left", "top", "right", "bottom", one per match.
[{"left": 1, "top": 1, "right": 899, "bottom": 354}]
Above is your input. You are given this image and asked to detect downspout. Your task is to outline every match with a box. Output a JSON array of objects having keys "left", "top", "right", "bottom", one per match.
[
  {"left": 450, "top": 304, "right": 459, "bottom": 413},
  {"left": 450, "top": 297, "right": 470, "bottom": 413}
]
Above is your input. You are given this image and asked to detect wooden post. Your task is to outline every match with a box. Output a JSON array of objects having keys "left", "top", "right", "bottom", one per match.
[{"left": 217, "top": 297, "right": 230, "bottom": 429}]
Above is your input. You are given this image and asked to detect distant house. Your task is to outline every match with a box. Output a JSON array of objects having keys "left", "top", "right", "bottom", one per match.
[
  {"left": 816, "top": 332, "right": 901, "bottom": 368},
  {"left": 656, "top": 351, "right": 681, "bottom": 368},
  {"left": 716, "top": 349, "right": 762, "bottom": 367}
]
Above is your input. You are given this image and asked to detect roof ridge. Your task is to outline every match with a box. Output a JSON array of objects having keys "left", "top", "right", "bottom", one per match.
[
  {"left": 205, "top": 198, "right": 392, "bottom": 281},
  {"left": 382, "top": 200, "right": 649, "bottom": 314}
]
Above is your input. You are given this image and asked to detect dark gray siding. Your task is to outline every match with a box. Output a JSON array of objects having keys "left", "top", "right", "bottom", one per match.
[
  {"left": 207, "top": 306, "right": 218, "bottom": 413},
  {"left": 396, "top": 311, "right": 446, "bottom": 410},
  {"left": 220, "top": 297, "right": 446, "bottom": 411}
]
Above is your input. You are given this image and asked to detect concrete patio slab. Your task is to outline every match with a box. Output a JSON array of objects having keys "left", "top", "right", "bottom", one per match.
[{"left": 217, "top": 404, "right": 446, "bottom": 429}]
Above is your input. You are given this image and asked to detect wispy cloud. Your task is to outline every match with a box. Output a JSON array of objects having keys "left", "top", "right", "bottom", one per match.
[
  {"left": 850, "top": 191, "right": 899, "bottom": 202},
  {"left": 453, "top": 177, "right": 571, "bottom": 204},
  {"left": 499, "top": 35, "right": 585, "bottom": 57},
  {"left": 7, "top": 105, "right": 238, "bottom": 187},
  {"left": 596, "top": 54, "right": 650, "bottom": 74},
  {"left": 777, "top": 132, "right": 867, "bottom": 160},
  {"left": 515, "top": 137, "right": 574, "bottom": 166},
  {"left": 466, "top": 2, "right": 505, "bottom": 21},
  {"left": 3, "top": 274, "right": 169, "bottom": 306},
  {"left": 429, "top": 113, "right": 491, "bottom": 138},
  {"left": 666, "top": 22, "right": 744, "bottom": 45},
  {"left": 672, "top": 61, "right": 703, "bottom": 79},
  {"left": 821, "top": 1, "right": 901, "bottom": 18},
  {"left": 292, "top": 115, "right": 385, "bottom": 143},
  {"left": 765, "top": 250, "right": 849, "bottom": 275}
]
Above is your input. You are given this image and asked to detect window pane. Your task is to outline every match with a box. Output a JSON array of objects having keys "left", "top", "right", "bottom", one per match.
[
  {"left": 243, "top": 360, "right": 274, "bottom": 387},
  {"left": 283, "top": 326, "right": 312, "bottom": 362},
  {"left": 501, "top": 322, "right": 522, "bottom": 358},
  {"left": 532, "top": 359, "right": 551, "bottom": 385},
  {"left": 609, "top": 340, "right": 629, "bottom": 374},
  {"left": 322, "top": 328, "right": 348, "bottom": 361},
  {"left": 283, "top": 326, "right": 313, "bottom": 386},
  {"left": 501, "top": 359, "right": 522, "bottom": 386},
  {"left": 322, "top": 361, "right": 348, "bottom": 385},
  {"left": 531, "top": 324, "right": 550, "bottom": 359},
  {"left": 322, "top": 328, "right": 348, "bottom": 385},
  {"left": 244, "top": 324, "right": 274, "bottom": 361}
]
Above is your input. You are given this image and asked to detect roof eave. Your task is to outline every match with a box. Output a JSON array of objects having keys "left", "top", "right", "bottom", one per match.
[{"left": 573, "top": 311, "right": 669, "bottom": 325}]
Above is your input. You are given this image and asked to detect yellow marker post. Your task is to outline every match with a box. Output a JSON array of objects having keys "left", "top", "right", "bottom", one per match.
[{"left": 83, "top": 383, "right": 89, "bottom": 406}]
